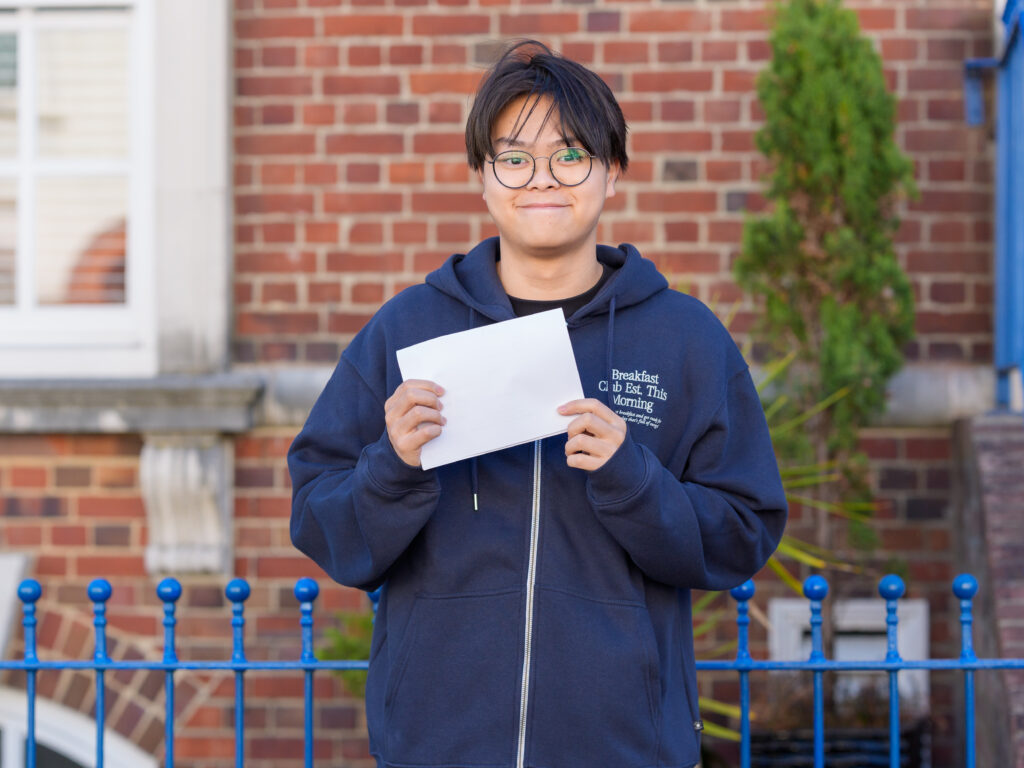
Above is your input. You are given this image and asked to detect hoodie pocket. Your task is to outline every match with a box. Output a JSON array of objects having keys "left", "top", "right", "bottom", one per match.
[
  {"left": 385, "top": 589, "right": 521, "bottom": 767},
  {"left": 528, "top": 588, "right": 661, "bottom": 768}
]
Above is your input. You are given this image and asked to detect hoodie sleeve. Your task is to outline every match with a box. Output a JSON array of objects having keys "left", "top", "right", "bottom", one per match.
[
  {"left": 584, "top": 365, "right": 787, "bottom": 591},
  {"left": 288, "top": 355, "right": 441, "bottom": 591}
]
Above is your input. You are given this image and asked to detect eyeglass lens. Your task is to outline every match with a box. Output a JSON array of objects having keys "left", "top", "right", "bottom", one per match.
[{"left": 491, "top": 147, "right": 593, "bottom": 188}]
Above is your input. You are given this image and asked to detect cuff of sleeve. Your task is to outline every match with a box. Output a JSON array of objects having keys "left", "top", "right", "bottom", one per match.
[
  {"left": 362, "top": 431, "right": 440, "bottom": 495},
  {"left": 586, "top": 431, "right": 650, "bottom": 507}
]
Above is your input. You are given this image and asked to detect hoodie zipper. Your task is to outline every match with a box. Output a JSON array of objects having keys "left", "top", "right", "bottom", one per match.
[{"left": 516, "top": 439, "right": 542, "bottom": 768}]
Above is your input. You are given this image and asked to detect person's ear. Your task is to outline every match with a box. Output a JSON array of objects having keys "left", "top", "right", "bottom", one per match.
[{"left": 604, "top": 162, "right": 620, "bottom": 199}]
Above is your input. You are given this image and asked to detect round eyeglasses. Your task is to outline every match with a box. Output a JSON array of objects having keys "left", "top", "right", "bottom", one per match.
[{"left": 487, "top": 147, "right": 596, "bottom": 189}]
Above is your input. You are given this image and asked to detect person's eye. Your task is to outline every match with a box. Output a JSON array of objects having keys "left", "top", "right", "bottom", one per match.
[
  {"left": 498, "top": 152, "right": 531, "bottom": 168},
  {"left": 558, "top": 148, "right": 586, "bottom": 164}
]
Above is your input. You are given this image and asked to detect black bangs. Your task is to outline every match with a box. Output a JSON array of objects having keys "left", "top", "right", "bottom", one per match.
[{"left": 465, "top": 40, "right": 629, "bottom": 172}]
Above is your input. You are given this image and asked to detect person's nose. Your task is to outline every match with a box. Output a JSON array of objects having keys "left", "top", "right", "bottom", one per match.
[{"left": 527, "top": 156, "right": 560, "bottom": 189}]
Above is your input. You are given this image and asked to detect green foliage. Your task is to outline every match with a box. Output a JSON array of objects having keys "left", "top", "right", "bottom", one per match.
[
  {"left": 735, "top": 0, "right": 916, "bottom": 465},
  {"left": 319, "top": 609, "right": 374, "bottom": 697}
]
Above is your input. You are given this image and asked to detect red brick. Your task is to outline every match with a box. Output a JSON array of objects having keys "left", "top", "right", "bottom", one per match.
[
  {"left": 500, "top": 13, "right": 579, "bottom": 34},
  {"left": 657, "top": 41, "right": 693, "bottom": 63},
  {"left": 10, "top": 466, "right": 47, "bottom": 488},
  {"left": 323, "top": 14, "right": 403, "bottom": 36},
  {"left": 349, "top": 222, "right": 384, "bottom": 244},
  {"left": 389, "top": 44, "right": 424, "bottom": 65},
  {"left": 639, "top": 192, "right": 718, "bottom": 214},
  {"left": 905, "top": 437, "right": 951, "bottom": 461},
  {"left": 262, "top": 282, "right": 298, "bottom": 303},
  {"left": 413, "top": 14, "right": 489, "bottom": 34},
  {"left": 881, "top": 38, "right": 919, "bottom": 62},
  {"left": 303, "top": 44, "right": 338, "bottom": 67},
  {"left": 389, "top": 162, "right": 426, "bottom": 184},
  {"left": 260, "top": 164, "right": 297, "bottom": 185},
  {"left": 348, "top": 45, "right": 382, "bottom": 67},
  {"left": 328, "top": 312, "right": 375, "bottom": 333},
  {"left": 303, "top": 163, "right": 338, "bottom": 185},
  {"left": 632, "top": 131, "right": 712, "bottom": 152},
  {"left": 304, "top": 221, "right": 339, "bottom": 244},
  {"left": 906, "top": 8, "right": 988, "bottom": 31},
  {"left": 324, "top": 75, "right": 400, "bottom": 95},
  {"left": 704, "top": 100, "right": 742, "bottom": 123},
  {"left": 914, "top": 311, "right": 990, "bottom": 334},
  {"left": 855, "top": 8, "right": 897, "bottom": 31},
  {"left": 701, "top": 41, "right": 738, "bottom": 62},
  {"left": 235, "top": 17, "right": 315, "bottom": 39},
  {"left": 929, "top": 282, "right": 966, "bottom": 303},
  {"left": 326, "top": 252, "right": 404, "bottom": 273},
  {"left": 260, "top": 46, "right": 297, "bottom": 67},
  {"left": 387, "top": 103, "right": 420, "bottom": 124},
  {"left": 351, "top": 283, "right": 385, "bottom": 304},
  {"left": 95, "top": 466, "right": 136, "bottom": 489},
  {"left": 707, "top": 161, "right": 744, "bottom": 182},
  {"left": 410, "top": 72, "right": 482, "bottom": 95},
  {"left": 630, "top": 10, "right": 710, "bottom": 33},
  {"left": 723, "top": 70, "right": 758, "bottom": 93},
  {"left": 411, "top": 193, "right": 486, "bottom": 214},
  {"left": 413, "top": 132, "right": 466, "bottom": 154},
  {"left": 720, "top": 9, "right": 769, "bottom": 32},
  {"left": 235, "top": 134, "right": 315, "bottom": 156},
  {"left": 633, "top": 71, "right": 713, "bottom": 92},
  {"left": 309, "top": 281, "right": 342, "bottom": 303},
  {"left": 235, "top": 193, "right": 314, "bottom": 215},
  {"left": 431, "top": 44, "right": 467, "bottom": 65},
  {"left": 930, "top": 220, "right": 967, "bottom": 244},
  {"left": 436, "top": 221, "right": 471, "bottom": 243},
  {"left": 604, "top": 41, "right": 648, "bottom": 64},
  {"left": 236, "top": 312, "right": 319, "bottom": 335},
  {"left": 343, "top": 103, "right": 378, "bottom": 124},
  {"left": 394, "top": 222, "right": 428, "bottom": 244},
  {"left": 326, "top": 133, "right": 403, "bottom": 154},
  {"left": 302, "top": 103, "right": 334, "bottom": 126},
  {"left": 51, "top": 525, "right": 88, "bottom": 546},
  {"left": 236, "top": 251, "right": 316, "bottom": 273},
  {"left": 78, "top": 496, "right": 145, "bottom": 518},
  {"left": 905, "top": 129, "right": 967, "bottom": 153},
  {"left": 325, "top": 193, "right": 400, "bottom": 214},
  {"left": 661, "top": 100, "right": 696, "bottom": 122}
]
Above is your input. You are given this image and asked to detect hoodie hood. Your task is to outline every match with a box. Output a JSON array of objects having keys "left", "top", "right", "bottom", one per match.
[{"left": 425, "top": 236, "right": 668, "bottom": 325}]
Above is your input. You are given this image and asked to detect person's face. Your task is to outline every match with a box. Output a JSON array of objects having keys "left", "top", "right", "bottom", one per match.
[{"left": 479, "top": 95, "right": 618, "bottom": 260}]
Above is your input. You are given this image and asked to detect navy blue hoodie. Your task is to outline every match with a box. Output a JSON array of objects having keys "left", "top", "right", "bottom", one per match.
[{"left": 289, "top": 238, "right": 787, "bottom": 768}]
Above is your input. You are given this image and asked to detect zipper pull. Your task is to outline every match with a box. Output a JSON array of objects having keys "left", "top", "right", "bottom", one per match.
[{"left": 693, "top": 720, "right": 704, "bottom": 732}]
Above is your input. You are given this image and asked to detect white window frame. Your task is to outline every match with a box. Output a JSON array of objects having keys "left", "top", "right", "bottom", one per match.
[
  {"left": 0, "top": 0, "right": 232, "bottom": 379},
  {"left": 769, "top": 597, "right": 931, "bottom": 717},
  {"left": 0, "top": 0, "right": 157, "bottom": 377},
  {"left": 0, "top": 686, "right": 159, "bottom": 768}
]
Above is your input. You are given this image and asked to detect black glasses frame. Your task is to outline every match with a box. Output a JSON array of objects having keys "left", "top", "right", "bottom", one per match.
[{"left": 486, "top": 147, "right": 596, "bottom": 189}]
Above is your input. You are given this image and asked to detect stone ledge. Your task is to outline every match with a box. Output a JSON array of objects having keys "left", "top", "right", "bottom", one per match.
[
  {"left": 0, "top": 373, "right": 264, "bottom": 433},
  {"left": 0, "top": 362, "right": 1003, "bottom": 433}
]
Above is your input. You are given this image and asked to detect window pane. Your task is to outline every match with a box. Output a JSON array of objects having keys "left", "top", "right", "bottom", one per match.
[
  {"left": 0, "top": 33, "right": 15, "bottom": 157},
  {"left": 0, "top": 177, "right": 15, "bottom": 305},
  {"left": 36, "top": 176, "right": 126, "bottom": 305},
  {"left": 37, "top": 24, "right": 128, "bottom": 158}
]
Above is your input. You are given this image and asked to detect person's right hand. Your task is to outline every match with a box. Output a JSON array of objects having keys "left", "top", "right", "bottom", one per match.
[{"left": 385, "top": 379, "right": 446, "bottom": 468}]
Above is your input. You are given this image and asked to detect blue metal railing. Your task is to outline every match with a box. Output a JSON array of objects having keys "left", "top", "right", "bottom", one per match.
[
  {"left": 3, "top": 574, "right": 1024, "bottom": 768},
  {"left": 965, "top": 0, "right": 1024, "bottom": 409}
]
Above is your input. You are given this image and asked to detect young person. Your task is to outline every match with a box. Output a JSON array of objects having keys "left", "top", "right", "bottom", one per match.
[{"left": 289, "top": 40, "right": 787, "bottom": 768}]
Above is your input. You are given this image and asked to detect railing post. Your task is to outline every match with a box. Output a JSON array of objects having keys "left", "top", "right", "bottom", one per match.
[
  {"left": 226, "top": 578, "right": 250, "bottom": 768},
  {"left": 878, "top": 574, "right": 905, "bottom": 768},
  {"left": 803, "top": 575, "right": 828, "bottom": 768},
  {"left": 295, "top": 578, "right": 320, "bottom": 768},
  {"left": 953, "top": 573, "right": 979, "bottom": 768},
  {"left": 157, "top": 578, "right": 182, "bottom": 768},
  {"left": 730, "top": 580, "right": 755, "bottom": 768},
  {"left": 89, "top": 579, "right": 112, "bottom": 768},
  {"left": 19, "top": 579, "right": 42, "bottom": 768}
]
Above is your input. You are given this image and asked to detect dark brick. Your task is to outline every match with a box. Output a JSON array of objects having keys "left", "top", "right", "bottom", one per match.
[
  {"left": 663, "top": 160, "right": 699, "bottom": 182},
  {"left": 906, "top": 497, "right": 948, "bottom": 520}
]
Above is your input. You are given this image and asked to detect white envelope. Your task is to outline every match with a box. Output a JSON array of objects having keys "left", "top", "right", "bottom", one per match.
[{"left": 395, "top": 309, "right": 584, "bottom": 470}]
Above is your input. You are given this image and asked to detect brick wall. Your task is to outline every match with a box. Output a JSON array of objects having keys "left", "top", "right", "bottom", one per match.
[
  {"left": 231, "top": 0, "right": 993, "bottom": 365},
  {"left": 0, "top": 0, "right": 998, "bottom": 766},
  {"left": 0, "top": 433, "right": 373, "bottom": 768}
]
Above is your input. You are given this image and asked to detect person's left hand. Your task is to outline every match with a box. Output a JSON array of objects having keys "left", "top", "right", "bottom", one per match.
[{"left": 558, "top": 398, "right": 628, "bottom": 471}]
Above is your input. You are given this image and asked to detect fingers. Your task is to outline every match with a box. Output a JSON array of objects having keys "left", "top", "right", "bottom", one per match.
[
  {"left": 560, "top": 398, "right": 627, "bottom": 471},
  {"left": 385, "top": 380, "right": 446, "bottom": 467}
]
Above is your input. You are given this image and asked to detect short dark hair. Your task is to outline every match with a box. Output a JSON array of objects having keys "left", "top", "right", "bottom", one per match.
[{"left": 465, "top": 40, "right": 629, "bottom": 173}]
